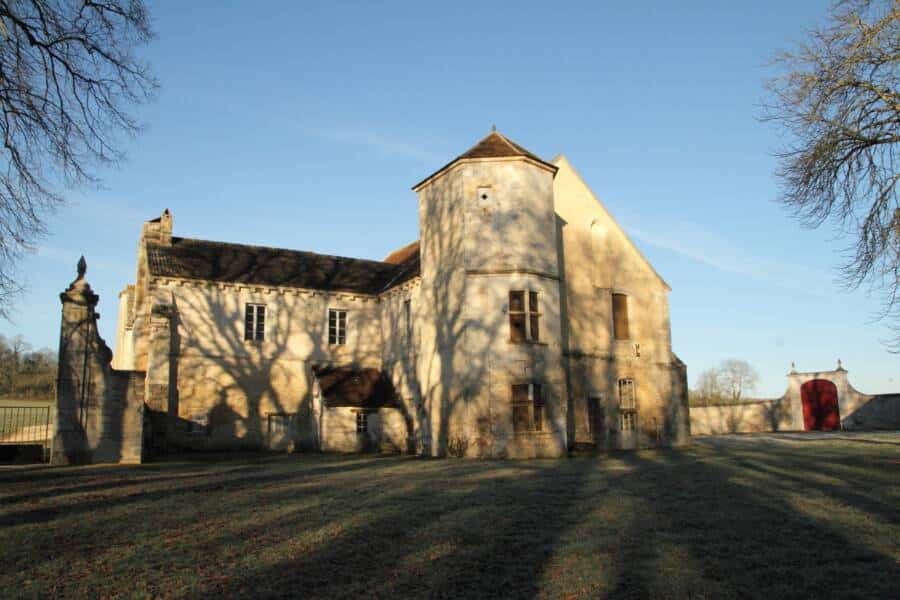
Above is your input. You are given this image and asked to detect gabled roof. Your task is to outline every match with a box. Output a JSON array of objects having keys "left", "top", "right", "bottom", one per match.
[
  {"left": 146, "top": 237, "right": 420, "bottom": 295},
  {"left": 412, "top": 130, "right": 557, "bottom": 190},
  {"left": 551, "top": 154, "right": 671, "bottom": 292}
]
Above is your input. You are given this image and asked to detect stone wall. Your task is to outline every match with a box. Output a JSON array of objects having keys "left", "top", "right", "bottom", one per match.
[
  {"left": 840, "top": 392, "right": 900, "bottom": 430},
  {"left": 690, "top": 364, "right": 900, "bottom": 436},
  {"left": 690, "top": 400, "right": 792, "bottom": 435},
  {"left": 552, "top": 156, "right": 689, "bottom": 448},
  {"left": 320, "top": 407, "right": 409, "bottom": 453},
  {"left": 52, "top": 259, "right": 145, "bottom": 465}
]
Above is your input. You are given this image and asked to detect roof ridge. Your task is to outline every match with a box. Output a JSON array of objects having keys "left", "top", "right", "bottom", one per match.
[
  {"left": 413, "top": 130, "right": 557, "bottom": 190},
  {"left": 494, "top": 131, "right": 526, "bottom": 155},
  {"left": 457, "top": 130, "right": 504, "bottom": 156},
  {"left": 167, "top": 236, "right": 400, "bottom": 268}
]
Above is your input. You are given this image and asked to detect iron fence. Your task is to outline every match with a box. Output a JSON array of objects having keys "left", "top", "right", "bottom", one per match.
[{"left": 0, "top": 406, "right": 52, "bottom": 459}]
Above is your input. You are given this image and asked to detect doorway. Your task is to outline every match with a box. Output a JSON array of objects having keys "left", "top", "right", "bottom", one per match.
[{"left": 801, "top": 379, "right": 840, "bottom": 431}]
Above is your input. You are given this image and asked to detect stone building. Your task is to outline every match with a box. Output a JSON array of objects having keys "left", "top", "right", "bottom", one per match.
[{"left": 111, "top": 130, "right": 689, "bottom": 458}]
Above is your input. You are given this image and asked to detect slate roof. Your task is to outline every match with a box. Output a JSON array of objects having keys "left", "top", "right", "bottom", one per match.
[
  {"left": 146, "top": 237, "right": 420, "bottom": 295},
  {"left": 314, "top": 367, "right": 397, "bottom": 408},
  {"left": 412, "top": 130, "right": 557, "bottom": 190}
]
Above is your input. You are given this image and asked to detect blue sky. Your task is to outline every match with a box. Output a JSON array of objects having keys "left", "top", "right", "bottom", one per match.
[{"left": 2, "top": 1, "right": 896, "bottom": 396}]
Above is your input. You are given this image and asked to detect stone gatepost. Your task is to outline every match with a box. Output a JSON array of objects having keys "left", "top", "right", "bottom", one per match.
[
  {"left": 52, "top": 257, "right": 101, "bottom": 465},
  {"left": 52, "top": 258, "right": 146, "bottom": 465}
]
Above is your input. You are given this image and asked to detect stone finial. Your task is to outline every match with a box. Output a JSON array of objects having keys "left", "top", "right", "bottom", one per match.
[
  {"left": 491, "top": 123, "right": 497, "bottom": 132},
  {"left": 61, "top": 255, "right": 97, "bottom": 305},
  {"left": 837, "top": 358, "right": 844, "bottom": 370},
  {"left": 790, "top": 361, "right": 796, "bottom": 373}
]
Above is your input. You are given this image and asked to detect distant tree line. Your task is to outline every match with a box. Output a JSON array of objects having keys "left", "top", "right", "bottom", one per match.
[
  {"left": 690, "top": 359, "right": 760, "bottom": 407},
  {"left": 0, "top": 334, "right": 56, "bottom": 400}
]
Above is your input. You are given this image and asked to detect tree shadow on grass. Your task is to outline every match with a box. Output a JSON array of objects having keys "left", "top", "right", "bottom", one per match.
[
  {"left": 208, "top": 458, "right": 599, "bottom": 598},
  {"left": 2, "top": 443, "right": 898, "bottom": 599},
  {"left": 0, "top": 455, "right": 396, "bottom": 528},
  {"left": 606, "top": 446, "right": 899, "bottom": 599}
]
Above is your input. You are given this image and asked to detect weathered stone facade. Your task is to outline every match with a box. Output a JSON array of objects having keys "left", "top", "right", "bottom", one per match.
[{"left": 111, "top": 131, "right": 690, "bottom": 457}]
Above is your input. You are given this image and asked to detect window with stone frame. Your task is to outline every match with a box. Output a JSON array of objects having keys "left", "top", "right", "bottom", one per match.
[
  {"left": 509, "top": 290, "right": 541, "bottom": 343},
  {"left": 612, "top": 293, "right": 630, "bottom": 340},
  {"left": 244, "top": 304, "right": 266, "bottom": 342},
  {"left": 328, "top": 309, "right": 347, "bottom": 345},
  {"left": 511, "top": 383, "right": 544, "bottom": 433},
  {"left": 618, "top": 378, "right": 637, "bottom": 431}
]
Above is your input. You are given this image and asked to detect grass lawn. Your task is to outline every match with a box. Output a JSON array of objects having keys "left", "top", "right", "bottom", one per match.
[{"left": 1, "top": 434, "right": 898, "bottom": 599}]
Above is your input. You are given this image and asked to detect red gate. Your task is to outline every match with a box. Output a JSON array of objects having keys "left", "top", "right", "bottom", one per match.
[{"left": 801, "top": 379, "right": 840, "bottom": 431}]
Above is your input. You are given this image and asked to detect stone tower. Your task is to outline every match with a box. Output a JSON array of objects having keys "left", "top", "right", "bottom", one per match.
[{"left": 412, "top": 130, "right": 568, "bottom": 457}]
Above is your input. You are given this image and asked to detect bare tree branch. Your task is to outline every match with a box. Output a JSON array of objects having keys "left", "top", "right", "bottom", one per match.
[
  {"left": 763, "top": 0, "right": 899, "bottom": 349},
  {"left": 0, "top": 0, "right": 156, "bottom": 317}
]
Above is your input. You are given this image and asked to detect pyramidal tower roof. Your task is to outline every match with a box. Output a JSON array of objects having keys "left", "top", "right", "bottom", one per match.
[{"left": 413, "top": 129, "right": 557, "bottom": 190}]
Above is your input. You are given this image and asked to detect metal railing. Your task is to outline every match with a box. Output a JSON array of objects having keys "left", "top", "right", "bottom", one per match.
[{"left": 0, "top": 406, "right": 52, "bottom": 453}]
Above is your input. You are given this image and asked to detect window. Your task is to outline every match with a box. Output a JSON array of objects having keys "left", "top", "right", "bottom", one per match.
[
  {"left": 356, "top": 410, "right": 368, "bottom": 433},
  {"left": 268, "top": 414, "right": 292, "bottom": 436},
  {"left": 619, "top": 411, "right": 636, "bottom": 432},
  {"left": 612, "top": 293, "right": 630, "bottom": 340},
  {"left": 328, "top": 309, "right": 347, "bottom": 345},
  {"left": 509, "top": 290, "right": 541, "bottom": 343},
  {"left": 187, "top": 413, "right": 208, "bottom": 435},
  {"left": 618, "top": 378, "right": 635, "bottom": 410},
  {"left": 404, "top": 299, "right": 412, "bottom": 342},
  {"left": 244, "top": 304, "right": 265, "bottom": 341},
  {"left": 618, "top": 378, "right": 637, "bottom": 431},
  {"left": 477, "top": 186, "right": 492, "bottom": 209},
  {"left": 511, "top": 383, "right": 544, "bottom": 433},
  {"left": 533, "top": 383, "right": 544, "bottom": 432}
]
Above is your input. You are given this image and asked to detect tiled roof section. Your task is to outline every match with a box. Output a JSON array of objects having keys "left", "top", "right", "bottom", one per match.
[
  {"left": 412, "top": 130, "right": 557, "bottom": 190},
  {"left": 459, "top": 131, "right": 546, "bottom": 164},
  {"left": 383, "top": 240, "right": 419, "bottom": 265},
  {"left": 379, "top": 240, "right": 420, "bottom": 292},
  {"left": 146, "top": 237, "right": 420, "bottom": 295},
  {"left": 314, "top": 367, "right": 397, "bottom": 408}
]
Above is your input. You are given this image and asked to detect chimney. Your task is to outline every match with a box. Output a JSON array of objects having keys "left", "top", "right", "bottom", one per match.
[{"left": 141, "top": 209, "right": 173, "bottom": 246}]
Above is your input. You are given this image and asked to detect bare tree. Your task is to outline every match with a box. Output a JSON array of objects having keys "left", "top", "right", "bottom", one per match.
[
  {"left": 717, "top": 359, "right": 759, "bottom": 403},
  {"left": 0, "top": 1, "right": 156, "bottom": 315},
  {"left": 764, "top": 1, "right": 899, "bottom": 347},
  {"left": 691, "top": 367, "right": 724, "bottom": 406},
  {"left": 691, "top": 360, "right": 759, "bottom": 405}
]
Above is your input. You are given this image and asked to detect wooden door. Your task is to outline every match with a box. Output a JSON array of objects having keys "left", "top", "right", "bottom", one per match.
[{"left": 801, "top": 380, "right": 840, "bottom": 431}]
